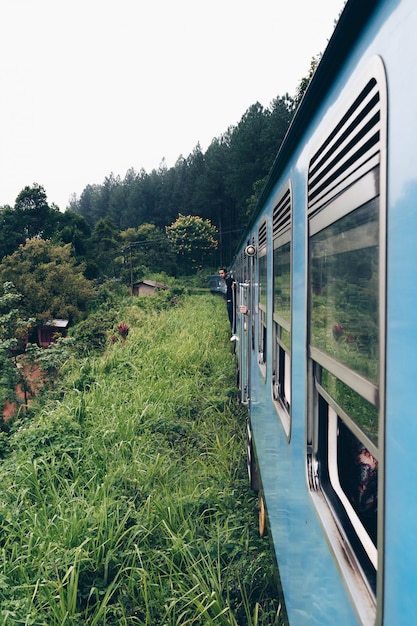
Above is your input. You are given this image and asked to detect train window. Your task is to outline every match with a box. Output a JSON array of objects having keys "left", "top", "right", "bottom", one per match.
[
  {"left": 258, "top": 221, "right": 267, "bottom": 378},
  {"left": 272, "top": 187, "right": 292, "bottom": 436},
  {"left": 307, "top": 58, "right": 386, "bottom": 617}
]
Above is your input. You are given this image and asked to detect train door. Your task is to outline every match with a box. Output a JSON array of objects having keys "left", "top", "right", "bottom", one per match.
[
  {"left": 257, "top": 222, "right": 267, "bottom": 379},
  {"left": 237, "top": 241, "right": 256, "bottom": 406}
]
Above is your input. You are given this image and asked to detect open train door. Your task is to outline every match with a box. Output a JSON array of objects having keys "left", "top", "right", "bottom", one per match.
[{"left": 237, "top": 242, "right": 255, "bottom": 405}]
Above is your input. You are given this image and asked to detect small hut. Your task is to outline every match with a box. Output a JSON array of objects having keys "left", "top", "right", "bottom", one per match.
[
  {"left": 131, "top": 280, "right": 169, "bottom": 296},
  {"left": 37, "top": 319, "right": 69, "bottom": 347}
]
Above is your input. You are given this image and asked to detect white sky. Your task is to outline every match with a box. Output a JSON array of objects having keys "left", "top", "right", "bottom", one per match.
[{"left": 0, "top": 0, "right": 346, "bottom": 211}]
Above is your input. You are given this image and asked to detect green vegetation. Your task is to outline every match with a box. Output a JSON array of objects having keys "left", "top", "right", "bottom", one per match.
[
  {"left": 0, "top": 293, "right": 285, "bottom": 625},
  {"left": 166, "top": 214, "right": 219, "bottom": 272},
  {"left": 0, "top": 93, "right": 296, "bottom": 272},
  {"left": 0, "top": 239, "right": 95, "bottom": 324}
]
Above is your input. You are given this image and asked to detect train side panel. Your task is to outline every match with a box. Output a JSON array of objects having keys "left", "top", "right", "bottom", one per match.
[
  {"left": 383, "top": 0, "right": 417, "bottom": 622},
  {"left": 234, "top": 0, "right": 417, "bottom": 624}
]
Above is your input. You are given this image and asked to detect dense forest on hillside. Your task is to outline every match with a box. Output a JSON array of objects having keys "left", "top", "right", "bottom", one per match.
[
  {"left": 0, "top": 59, "right": 320, "bottom": 315},
  {"left": 68, "top": 95, "right": 295, "bottom": 262},
  {"left": 0, "top": 93, "right": 297, "bottom": 280}
]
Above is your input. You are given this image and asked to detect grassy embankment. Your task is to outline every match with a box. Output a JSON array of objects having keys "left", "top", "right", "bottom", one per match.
[{"left": 0, "top": 292, "right": 285, "bottom": 625}]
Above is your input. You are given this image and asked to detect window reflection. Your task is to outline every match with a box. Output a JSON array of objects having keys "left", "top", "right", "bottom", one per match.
[
  {"left": 274, "top": 242, "right": 291, "bottom": 324},
  {"left": 311, "top": 199, "right": 379, "bottom": 385}
]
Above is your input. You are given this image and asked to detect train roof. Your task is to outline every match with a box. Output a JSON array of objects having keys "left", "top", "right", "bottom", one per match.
[{"left": 240, "top": 0, "right": 381, "bottom": 244}]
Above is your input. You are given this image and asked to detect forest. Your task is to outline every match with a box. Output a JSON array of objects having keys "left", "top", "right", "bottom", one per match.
[
  {"left": 0, "top": 92, "right": 299, "bottom": 280},
  {"left": 0, "top": 59, "right": 319, "bottom": 340}
]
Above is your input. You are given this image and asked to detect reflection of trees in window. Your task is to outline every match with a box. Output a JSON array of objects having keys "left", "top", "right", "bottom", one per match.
[
  {"left": 273, "top": 242, "right": 291, "bottom": 323},
  {"left": 259, "top": 253, "right": 267, "bottom": 310},
  {"left": 311, "top": 199, "right": 379, "bottom": 384},
  {"left": 273, "top": 239, "right": 291, "bottom": 427},
  {"left": 321, "top": 369, "right": 378, "bottom": 446}
]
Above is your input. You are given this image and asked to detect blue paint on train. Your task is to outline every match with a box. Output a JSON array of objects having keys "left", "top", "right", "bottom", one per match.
[{"left": 231, "top": 0, "right": 417, "bottom": 623}]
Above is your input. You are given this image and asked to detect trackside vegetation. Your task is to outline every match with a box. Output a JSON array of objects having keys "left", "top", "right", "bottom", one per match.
[{"left": 0, "top": 292, "right": 286, "bottom": 625}]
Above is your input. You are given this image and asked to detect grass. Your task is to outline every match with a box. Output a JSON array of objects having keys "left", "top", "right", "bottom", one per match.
[{"left": 0, "top": 293, "right": 285, "bottom": 625}]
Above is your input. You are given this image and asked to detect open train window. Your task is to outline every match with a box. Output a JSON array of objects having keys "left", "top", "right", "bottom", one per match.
[
  {"left": 307, "top": 57, "right": 386, "bottom": 621},
  {"left": 272, "top": 186, "right": 292, "bottom": 437},
  {"left": 258, "top": 221, "right": 267, "bottom": 379}
]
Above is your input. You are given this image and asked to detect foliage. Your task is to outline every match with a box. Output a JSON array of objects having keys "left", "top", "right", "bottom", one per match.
[
  {"left": 293, "top": 55, "right": 321, "bottom": 107},
  {"left": 0, "top": 282, "right": 35, "bottom": 414},
  {"left": 68, "top": 94, "right": 295, "bottom": 266},
  {"left": 88, "top": 216, "right": 122, "bottom": 280},
  {"left": 0, "top": 294, "right": 286, "bottom": 625},
  {"left": 120, "top": 222, "right": 177, "bottom": 282},
  {"left": 52, "top": 209, "right": 92, "bottom": 258},
  {"left": 246, "top": 177, "right": 268, "bottom": 220},
  {"left": 0, "top": 239, "right": 96, "bottom": 324},
  {"left": 0, "top": 90, "right": 298, "bottom": 272},
  {"left": 166, "top": 213, "right": 219, "bottom": 272},
  {"left": 0, "top": 183, "right": 59, "bottom": 258}
]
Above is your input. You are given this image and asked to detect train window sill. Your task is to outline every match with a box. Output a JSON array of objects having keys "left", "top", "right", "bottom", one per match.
[
  {"left": 272, "top": 391, "right": 291, "bottom": 439},
  {"left": 258, "top": 355, "right": 267, "bottom": 382},
  {"left": 309, "top": 485, "right": 377, "bottom": 626}
]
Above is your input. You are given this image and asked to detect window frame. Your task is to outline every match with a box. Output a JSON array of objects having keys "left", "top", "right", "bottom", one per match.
[{"left": 272, "top": 185, "right": 292, "bottom": 438}]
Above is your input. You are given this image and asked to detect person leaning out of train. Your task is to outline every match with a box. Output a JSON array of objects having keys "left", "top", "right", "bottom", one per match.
[{"left": 219, "top": 268, "right": 237, "bottom": 339}]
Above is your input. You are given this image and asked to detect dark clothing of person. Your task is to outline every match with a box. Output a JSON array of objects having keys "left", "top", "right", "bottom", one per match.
[{"left": 225, "top": 274, "right": 236, "bottom": 333}]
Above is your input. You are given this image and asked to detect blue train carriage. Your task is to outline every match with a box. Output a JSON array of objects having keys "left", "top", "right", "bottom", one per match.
[{"left": 232, "top": 0, "right": 417, "bottom": 624}]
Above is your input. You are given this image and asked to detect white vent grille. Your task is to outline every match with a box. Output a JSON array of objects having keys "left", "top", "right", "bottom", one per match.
[
  {"left": 258, "top": 221, "right": 267, "bottom": 249},
  {"left": 308, "top": 78, "right": 381, "bottom": 216},
  {"left": 273, "top": 187, "right": 291, "bottom": 239}
]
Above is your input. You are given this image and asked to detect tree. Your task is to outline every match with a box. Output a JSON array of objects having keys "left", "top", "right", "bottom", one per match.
[
  {"left": 0, "top": 184, "right": 60, "bottom": 261},
  {"left": 166, "top": 214, "right": 218, "bottom": 272},
  {"left": 14, "top": 183, "right": 58, "bottom": 240},
  {"left": 0, "top": 282, "right": 34, "bottom": 415},
  {"left": 121, "top": 223, "right": 176, "bottom": 283},
  {"left": 0, "top": 239, "right": 95, "bottom": 324},
  {"left": 246, "top": 176, "right": 268, "bottom": 220},
  {"left": 88, "top": 216, "right": 122, "bottom": 279},
  {"left": 0, "top": 205, "right": 25, "bottom": 259},
  {"left": 52, "top": 210, "right": 92, "bottom": 258},
  {"left": 294, "top": 56, "right": 321, "bottom": 107}
]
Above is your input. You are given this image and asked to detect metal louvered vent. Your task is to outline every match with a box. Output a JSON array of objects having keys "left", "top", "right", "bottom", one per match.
[
  {"left": 273, "top": 187, "right": 291, "bottom": 239},
  {"left": 258, "top": 221, "right": 267, "bottom": 249},
  {"left": 308, "top": 77, "right": 381, "bottom": 215}
]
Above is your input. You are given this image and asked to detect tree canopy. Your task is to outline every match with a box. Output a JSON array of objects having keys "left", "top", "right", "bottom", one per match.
[
  {"left": 0, "top": 239, "right": 95, "bottom": 324},
  {"left": 166, "top": 214, "right": 219, "bottom": 272}
]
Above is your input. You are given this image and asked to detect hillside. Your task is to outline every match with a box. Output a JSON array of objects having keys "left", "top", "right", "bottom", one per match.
[{"left": 0, "top": 293, "right": 286, "bottom": 625}]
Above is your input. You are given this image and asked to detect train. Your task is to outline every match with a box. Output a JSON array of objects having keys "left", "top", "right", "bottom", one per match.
[{"left": 230, "top": 0, "right": 417, "bottom": 624}]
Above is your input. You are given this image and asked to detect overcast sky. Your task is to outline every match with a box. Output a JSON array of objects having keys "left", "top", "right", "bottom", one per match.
[{"left": 0, "top": 0, "right": 346, "bottom": 211}]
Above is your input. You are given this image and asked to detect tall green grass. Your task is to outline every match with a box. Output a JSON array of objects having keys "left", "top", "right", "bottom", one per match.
[{"left": 0, "top": 294, "right": 284, "bottom": 625}]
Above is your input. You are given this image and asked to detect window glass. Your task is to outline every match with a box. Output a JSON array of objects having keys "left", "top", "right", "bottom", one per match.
[
  {"left": 310, "top": 199, "right": 379, "bottom": 385},
  {"left": 280, "top": 327, "right": 290, "bottom": 352},
  {"left": 273, "top": 236, "right": 291, "bottom": 432},
  {"left": 259, "top": 252, "right": 267, "bottom": 310},
  {"left": 273, "top": 241, "right": 291, "bottom": 324}
]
